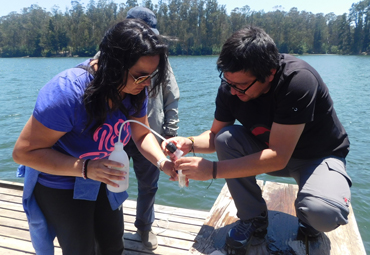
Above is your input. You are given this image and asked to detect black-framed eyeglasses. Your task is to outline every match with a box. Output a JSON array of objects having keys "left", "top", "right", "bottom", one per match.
[
  {"left": 219, "top": 72, "right": 258, "bottom": 94},
  {"left": 129, "top": 69, "right": 158, "bottom": 84}
]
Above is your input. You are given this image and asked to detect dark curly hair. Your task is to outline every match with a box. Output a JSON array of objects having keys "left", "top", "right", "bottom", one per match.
[
  {"left": 217, "top": 26, "right": 279, "bottom": 83},
  {"left": 83, "top": 19, "right": 168, "bottom": 131}
]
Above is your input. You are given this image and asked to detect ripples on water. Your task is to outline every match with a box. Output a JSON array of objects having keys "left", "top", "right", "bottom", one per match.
[{"left": 1, "top": 55, "right": 369, "bottom": 252}]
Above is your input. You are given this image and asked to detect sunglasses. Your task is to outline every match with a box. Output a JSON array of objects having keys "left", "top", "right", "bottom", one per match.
[
  {"left": 219, "top": 72, "right": 258, "bottom": 94},
  {"left": 129, "top": 69, "right": 158, "bottom": 84}
]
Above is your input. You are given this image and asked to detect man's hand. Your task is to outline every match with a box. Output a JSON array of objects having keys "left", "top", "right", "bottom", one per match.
[{"left": 174, "top": 157, "right": 213, "bottom": 181}]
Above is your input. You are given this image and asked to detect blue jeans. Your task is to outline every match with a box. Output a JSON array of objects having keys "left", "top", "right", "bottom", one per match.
[
  {"left": 215, "top": 125, "right": 352, "bottom": 232},
  {"left": 125, "top": 139, "right": 160, "bottom": 232}
]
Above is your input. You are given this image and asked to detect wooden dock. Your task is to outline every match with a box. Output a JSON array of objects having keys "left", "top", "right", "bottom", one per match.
[
  {"left": 190, "top": 180, "right": 366, "bottom": 255},
  {"left": 0, "top": 180, "right": 208, "bottom": 255},
  {"left": 0, "top": 180, "right": 366, "bottom": 254}
]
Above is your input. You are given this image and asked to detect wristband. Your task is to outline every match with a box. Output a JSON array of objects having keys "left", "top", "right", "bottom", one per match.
[
  {"left": 157, "top": 157, "right": 171, "bottom": 171},
  {"left": 212, "top": 161, "right": 217, "bottom": 179},
  {"left": 82, "top": 159, "right": 91, "bottom": 179},
  {"left": 187, "top": 137, "right": 195, "bottom": 155}
]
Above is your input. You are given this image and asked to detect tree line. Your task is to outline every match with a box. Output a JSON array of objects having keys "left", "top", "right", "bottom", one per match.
[{"left": 0, "top": 0, "right": 369, "bottom": 57}]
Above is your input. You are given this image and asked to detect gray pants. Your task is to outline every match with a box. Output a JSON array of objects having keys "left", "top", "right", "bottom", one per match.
[{"left": 215, "top": 125, "right": 352, "bottom": 232}]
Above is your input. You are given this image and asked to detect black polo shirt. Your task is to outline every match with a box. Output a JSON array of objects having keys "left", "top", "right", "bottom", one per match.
[{"left": 215, "top": 54, "right": 349, "bottom": 159}]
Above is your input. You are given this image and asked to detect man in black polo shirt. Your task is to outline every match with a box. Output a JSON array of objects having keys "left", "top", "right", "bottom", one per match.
[{"left": 166, "top": 26, "right": 352, "bottom": 254}]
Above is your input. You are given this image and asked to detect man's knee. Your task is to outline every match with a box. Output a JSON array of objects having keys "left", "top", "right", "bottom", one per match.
[
  {"left": 296, "top": 195, "right": 349, "bottom": 232},
  {"left": 215, "top": 125, "right": 267, "bottom": 161},
  {"left": 214, "top": 126, "right": 233, "bottom": 151}
]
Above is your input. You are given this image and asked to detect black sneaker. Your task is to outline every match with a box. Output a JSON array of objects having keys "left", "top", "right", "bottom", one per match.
[
  {"left": 298, "top": 219, "right": 321, "bottom": 238},
  {"left": 225, "top": 213, "right": 268, "bottom": 254}
]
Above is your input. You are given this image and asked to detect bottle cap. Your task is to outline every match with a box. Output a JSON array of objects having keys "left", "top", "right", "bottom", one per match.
[{"left": 166, "top": 142, "right": 177, "bottom": 153}]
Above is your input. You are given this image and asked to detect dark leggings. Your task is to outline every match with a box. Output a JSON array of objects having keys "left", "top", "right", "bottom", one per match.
[{"left": 34, "top": 182, "right": 124, "bottom": 255}]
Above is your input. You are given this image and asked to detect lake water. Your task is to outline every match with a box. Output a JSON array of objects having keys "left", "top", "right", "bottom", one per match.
[{"left": 1, "top": 55, "right": 369, "bottom": 253}]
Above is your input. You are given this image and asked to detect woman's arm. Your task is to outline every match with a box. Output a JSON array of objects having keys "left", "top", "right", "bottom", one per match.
[
  {"left": 129, "top": 115, "right": 177, "bottom": 179},
  {"left": 12, "top": 115, "right": 127, "bottom": 187}
]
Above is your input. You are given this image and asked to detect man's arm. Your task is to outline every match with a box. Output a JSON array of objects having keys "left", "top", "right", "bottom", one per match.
[
  {"left": 216, "top": 122, "right": 305, "bottom": 178},
  {"left": 175, "top": 122, "right": 305, "bottom": 181},
  {"left": 162, "top": 118, "right": 232, "bottom": 159},
  {"left": 190, "top": 119, "right": 234, "bottom": 154}
]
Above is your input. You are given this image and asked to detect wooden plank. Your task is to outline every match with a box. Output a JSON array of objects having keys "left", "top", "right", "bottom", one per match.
[
  {"left": 263, "top": 181, "right": 366, "bottom": 255},
  {"left": 0, "top": 236, "right": 43, "bottom": 254},
  {"left": 0, "top": 206, "right": 200, "bottom": 245},
  {"left": 0, "top": 181, "right": 24, "bottom": 191},
  {"left": 124, "top": 199, "right": 209, "bottom": 220},
  {"left": 0, "top": 187, "right": 23, "bottom": 197},
  {"left": 124, "top": 214, "right": 203, "bottom": 237},
  {"left": 0, "top": 194, "right": 22, "bottom": 204},
  {"left": 0, "top": 217, "right": 29, "bottom": 231},
  {"left": 0, "top": 208, "right": 27, "bottom": 221},
  {"left": 190, "top": 180, "right": 366, "bottom": 255},
  {"left": 124, "top": 231, "right": 192, "bottom": 254},
  {"left": 309, "top": 204, "right": 366, "bottom": 255},
  {"left": 0, "top": 225, "right": 32, "bottom": 241},
  {"left": 190, "top": 180, "right": 265, "bottom": 254},
  {"left": 263, "top": 181, "right": 298, "bottom": 216},
  {"left": 0, "top": 201, "right": 24, "bottom": 212},
  {"left": 260, "top": 181, "right": 305, "bottom": 254},
  {"left": 0, "top": 247, "right": 31, "bottom": 255}
]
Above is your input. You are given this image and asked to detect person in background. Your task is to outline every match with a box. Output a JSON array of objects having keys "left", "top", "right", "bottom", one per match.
[
  {"left": 13, "top": 19, "right": 177, "bottom": 255},
  {"left": 125, "top": 6, "right": 179, "bottom": 250},
  {"left": 93, "top": 6, "right": 179, "bottom": 250},
  {"left": 165, "top": 26, "right": 351, "bottom": 254}
]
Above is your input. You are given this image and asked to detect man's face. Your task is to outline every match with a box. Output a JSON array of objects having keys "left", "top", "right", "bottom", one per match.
[{"left": 222, "top": 70, "right": 274, "bottom": 102}]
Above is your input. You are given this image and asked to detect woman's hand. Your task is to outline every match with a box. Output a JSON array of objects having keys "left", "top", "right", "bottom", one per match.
[
  {"left": 174, "top": 157, "right": 213, "bottom": 181},
  {"left": 159, "top": 159, "right": 179, "bottom": 181},
  {"left": 85, "top": 159, "right": 127, "bottom": 188}
]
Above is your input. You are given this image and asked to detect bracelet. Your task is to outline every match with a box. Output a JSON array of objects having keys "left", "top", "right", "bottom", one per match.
[
  {"left": 212, "top": 161, "right": 217, "bottom": 179},
  {"left": 157, "top": 157, "right": 171, "bottom": 171},
  {"left": 82, "top": 159, "right": 91, "bottom": 179},
  {"left": 187, "top": 137, "right": 195, "bottom": 156}
]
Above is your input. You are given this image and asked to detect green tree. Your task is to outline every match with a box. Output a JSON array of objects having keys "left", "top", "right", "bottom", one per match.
[
  {"left": 363, "top": 3, "right": 370, "bottom": 53},
  {"left": 40, "top": 19, "right": 58, "bottom": 56},
  {"left": 313, "top": 13, "right": 328, "bottom": 53},
  {"left": 338, "top": 14, "right": 352, "bottom": 54},
  {"left": 0, "top": 0, "right": 364, "bottom": 57}
]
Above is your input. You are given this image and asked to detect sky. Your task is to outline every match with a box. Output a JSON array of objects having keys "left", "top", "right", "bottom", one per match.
[{"left": 1, "top": 0, "right": 356, "bottom": 18}]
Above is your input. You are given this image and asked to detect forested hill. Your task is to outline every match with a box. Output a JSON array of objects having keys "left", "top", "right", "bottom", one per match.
[{"left": 0, "top": 0, "right": 369, "bottom": 57}]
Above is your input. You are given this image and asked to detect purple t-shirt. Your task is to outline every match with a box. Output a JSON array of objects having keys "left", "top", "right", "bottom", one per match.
[{"left": 34, "top": 60, "right": 147, "bottom": 189}]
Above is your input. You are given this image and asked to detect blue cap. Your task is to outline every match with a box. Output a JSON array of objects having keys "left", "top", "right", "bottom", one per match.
[{"left": 126, "top": 7, "right": 159, "bottom": 35}]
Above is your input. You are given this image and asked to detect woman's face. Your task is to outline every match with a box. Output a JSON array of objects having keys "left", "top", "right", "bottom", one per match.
[{"left": 121, "top": 55, "right": 160, "bottom": 96}]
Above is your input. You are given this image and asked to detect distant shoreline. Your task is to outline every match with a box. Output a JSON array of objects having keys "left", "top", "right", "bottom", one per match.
[{"left": 3, "top": 53, "right": 368, "bottom": 59}]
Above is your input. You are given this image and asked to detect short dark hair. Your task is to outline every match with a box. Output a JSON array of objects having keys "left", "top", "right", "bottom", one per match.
[
  {"left": 84, "top": 19, "right": 168, "bottom": 131},
  {"left": 217, "top": 26, "right": 279, "bottom": 82}
]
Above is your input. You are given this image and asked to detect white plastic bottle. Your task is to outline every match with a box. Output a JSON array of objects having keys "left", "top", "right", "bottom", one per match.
[
  {"left": 165, "top": 142, "right": 186, "bottom": 188},
  {"left": 174, "top": 150, "right": 186, "bottom": 188},
  {"left": 107, "top": 142, "right": 129, "bottom": 193}
]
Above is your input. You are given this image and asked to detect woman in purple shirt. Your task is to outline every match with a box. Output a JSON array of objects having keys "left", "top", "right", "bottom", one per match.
[{"left": 13, "top": 19, "right": 176, "bottom": 255}]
